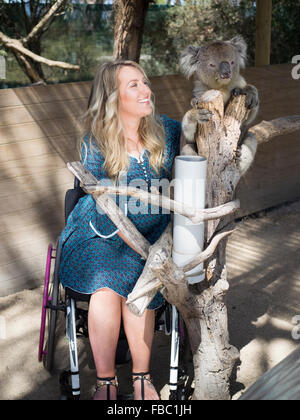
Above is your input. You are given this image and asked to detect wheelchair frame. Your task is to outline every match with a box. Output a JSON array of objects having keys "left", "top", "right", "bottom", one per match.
[{"left": 38, "top": 178, "right": 190, "bottom": 400}]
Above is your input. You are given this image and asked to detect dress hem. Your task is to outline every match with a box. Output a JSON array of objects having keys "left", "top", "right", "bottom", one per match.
[{"left": 62, "top": 284, "right": 163, "bottom": 311}]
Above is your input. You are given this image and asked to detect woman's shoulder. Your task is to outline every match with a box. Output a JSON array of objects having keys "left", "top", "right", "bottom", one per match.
[
  {"left": 81, "top": 132, "right": 103, "bottom": 160},
  {"left": 82, "top": 132, "right": 99, "bottom": 149}
]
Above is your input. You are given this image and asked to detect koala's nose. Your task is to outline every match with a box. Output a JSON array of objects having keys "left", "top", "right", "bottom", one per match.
[{"left": 219, "top": 61, "right": 231, "bottom": 79}]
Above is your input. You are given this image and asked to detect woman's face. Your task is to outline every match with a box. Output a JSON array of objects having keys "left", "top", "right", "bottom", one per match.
[{"left": 117, "top": 65, "right": 152, "bottom": 120}]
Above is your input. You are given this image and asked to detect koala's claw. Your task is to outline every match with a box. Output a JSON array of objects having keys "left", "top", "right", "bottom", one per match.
[
  {"left": 231, "top": 86, "right": 259, "bottom": 110},
  {"left": 191, "top": 97, "right": 198, "bottom": 108},
  {"left": 231, "top": 87, "right": 245, "bottom": 97},
  {"left": 195, "top": 108, "right": 213, "bottom": 124},
  {"left": 234, "top": 148, "right": 242, "bottom": 161},
  {"left": 245, "top": 90, "right": 259, "bottom": 109}
]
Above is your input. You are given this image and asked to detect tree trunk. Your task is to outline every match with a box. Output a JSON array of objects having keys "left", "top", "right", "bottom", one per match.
[
  {"left": 113, "top": 0, "right": 151, "bottom": 62},
  {"left": 171, "top": 90, "right": 250, "bottom": 400}
]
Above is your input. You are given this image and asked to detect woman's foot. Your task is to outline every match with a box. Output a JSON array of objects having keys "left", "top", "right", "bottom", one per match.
[
  {"left": 93, "top": 377, "right": 118, "bottom": 400},
  {"left": 132, "top": 372, "right": 160, "bottom": 400}
]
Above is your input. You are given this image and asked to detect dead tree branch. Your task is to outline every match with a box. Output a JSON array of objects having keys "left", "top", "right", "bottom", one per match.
[
  {"left": 23, "top": 0, "right": 68, "bottom": 44},
  {"left": 0, "top": 31, "right": 79, "bottom": 71},
  {"left": 249, "top": 115, "right": 300, "bottom": 144}
]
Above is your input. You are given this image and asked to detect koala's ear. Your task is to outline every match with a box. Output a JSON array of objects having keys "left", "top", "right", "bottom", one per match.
[
  {"left": 229, "top": 35, "right": 247, "bottom": 68},
  {"left": 180, "top": 46, "right": 201, "bottom": 79}
]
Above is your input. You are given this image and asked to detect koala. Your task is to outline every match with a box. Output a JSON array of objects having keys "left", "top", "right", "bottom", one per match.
[{"left": 179, "top": 35, "right": 259, "bottom": 177}]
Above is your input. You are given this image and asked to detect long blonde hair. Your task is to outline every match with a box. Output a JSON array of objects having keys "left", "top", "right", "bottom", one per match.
[{"left": 80, "top": 60, "right": 166, "bottom": 182}]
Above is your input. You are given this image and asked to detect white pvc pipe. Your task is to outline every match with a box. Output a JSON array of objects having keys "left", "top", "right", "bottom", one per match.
[{"left": 172, "top": 155, "right": 207, "bottom": 284}]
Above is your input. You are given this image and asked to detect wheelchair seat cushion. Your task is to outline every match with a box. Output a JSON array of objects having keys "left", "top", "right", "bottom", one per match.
[{"left": 58, "top": 115, "right": 181, "bottom": 309}]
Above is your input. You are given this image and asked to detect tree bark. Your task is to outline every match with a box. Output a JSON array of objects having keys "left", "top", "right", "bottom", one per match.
[{"left": 113, "top": 0, "right": 151, "bottom": 62}]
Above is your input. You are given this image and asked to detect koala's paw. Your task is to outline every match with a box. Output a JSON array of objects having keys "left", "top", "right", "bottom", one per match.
[
  {"left": 243, "top": 85, "right": 259, "bottom": 109},
  {"left": 181, "top": 143, "right": 198, "bottom": 156},
  {"left": 231, "top": 87, "right": 244, "bottom": 97},
  {"left": 231, "top": 86, "right": 259, "bottom": 110},
  {"left": 234, "top": 147, "right": 242, "bottom": 163},
  {"left": 189, "top": 108, "right": 213, "bottom": 125}
]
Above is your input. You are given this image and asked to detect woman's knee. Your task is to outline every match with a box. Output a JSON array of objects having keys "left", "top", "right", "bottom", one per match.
[{"left": 91, "top": 288, "right": 122, "bottom": 303}]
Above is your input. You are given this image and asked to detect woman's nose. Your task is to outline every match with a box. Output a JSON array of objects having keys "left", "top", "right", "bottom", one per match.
[{"left": 140, "top": 83, "right": 151, "bottom": 97}]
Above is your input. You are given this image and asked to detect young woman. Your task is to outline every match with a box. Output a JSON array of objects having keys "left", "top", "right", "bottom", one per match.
[{"left": 58, "top": 60, "right": 181, "bottom": 400}]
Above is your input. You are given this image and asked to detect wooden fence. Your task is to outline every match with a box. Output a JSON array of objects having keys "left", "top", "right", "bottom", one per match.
[{"left": 0, "top": 64, "right": 299, "bottom": 296}]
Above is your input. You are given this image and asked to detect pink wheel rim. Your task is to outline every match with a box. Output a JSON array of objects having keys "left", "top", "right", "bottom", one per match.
[{"left": 38, "top": 244, "right": 55, "bottom": 362}]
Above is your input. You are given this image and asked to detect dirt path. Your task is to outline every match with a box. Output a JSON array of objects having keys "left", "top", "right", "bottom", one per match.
[{"left": 1, "top": 200, "right": 300, "bottom": 400}]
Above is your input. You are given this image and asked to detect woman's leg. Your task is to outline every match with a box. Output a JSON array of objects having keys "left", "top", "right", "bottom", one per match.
[
  {"left": 121, "top": 299, "right": 159, "bottom": 400},
  {"left": 88, "top": 288, "right": 122, "bottom": 399}
]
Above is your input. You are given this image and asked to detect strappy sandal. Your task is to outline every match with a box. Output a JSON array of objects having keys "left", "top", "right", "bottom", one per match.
[
  {"left": 132, "top": 371, "right": 159, "bottom": 400},
  {"left": 94, "top": 376, "right": 118, "bottom": 400}
]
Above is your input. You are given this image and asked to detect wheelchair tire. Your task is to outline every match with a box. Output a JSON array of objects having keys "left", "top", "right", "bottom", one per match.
[
  {"left": 38, "top": 244, "right": 54, "bottom": 363},
  {"left": 43, "top": 242, "right": 62, "bottom": 372}
]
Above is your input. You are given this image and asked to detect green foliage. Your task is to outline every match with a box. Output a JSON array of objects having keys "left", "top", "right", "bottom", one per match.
[
  {"left": 160, "top": 0, "right": 257, "bottom": 72},
  {"left": 0, "top": 0, "right": 299, "bottom": 88},
  {"left": 271, "top": 0, "right": 300, "bottom": 63}
]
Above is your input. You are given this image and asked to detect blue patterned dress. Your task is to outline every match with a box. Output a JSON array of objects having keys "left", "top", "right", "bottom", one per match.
[{"left": 58, "top": 115, "right": 181, "bottom": 309}]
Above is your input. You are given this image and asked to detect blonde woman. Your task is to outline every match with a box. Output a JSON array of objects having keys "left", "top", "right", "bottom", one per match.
[{"left": 58, "top": 60, "right": 181, "bottom": 400}]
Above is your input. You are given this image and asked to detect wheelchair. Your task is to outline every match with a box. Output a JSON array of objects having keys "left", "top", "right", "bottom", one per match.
[{"left": 38, "top": 177, "right": 190, "bottom": 400}]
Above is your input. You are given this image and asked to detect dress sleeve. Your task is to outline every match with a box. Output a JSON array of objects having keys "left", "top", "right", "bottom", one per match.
[
  {"left": 81, "top": 135, "right": 120, "bottom": 239},
  {"left": 159, "top": 114, "right": 182, "bottom": 173}
]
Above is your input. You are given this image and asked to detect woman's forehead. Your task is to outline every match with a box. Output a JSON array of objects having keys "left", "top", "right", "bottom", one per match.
[{"left": 118, "top": 65, "right": 145, "bottom": 84}]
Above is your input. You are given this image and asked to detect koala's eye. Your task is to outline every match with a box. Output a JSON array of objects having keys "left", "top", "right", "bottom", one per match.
[
  {"left": 231, "top": 61, "right": 235, "bottom": 65},
  {"left": 210, "top": 64, "right": 216, "bottom": 68}
]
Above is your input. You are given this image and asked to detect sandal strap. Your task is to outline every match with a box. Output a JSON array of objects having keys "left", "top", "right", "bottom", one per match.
[
  {"left": 132, "top": 372, "right": 152, "bottom": 400},
  {"left": 95, "top": 376, "right": 118, "bottom": 400}
]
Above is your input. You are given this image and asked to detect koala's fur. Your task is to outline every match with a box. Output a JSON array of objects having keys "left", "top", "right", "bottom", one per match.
[{"left": 179, "top": 35, "right": 259, "bottom": 177}]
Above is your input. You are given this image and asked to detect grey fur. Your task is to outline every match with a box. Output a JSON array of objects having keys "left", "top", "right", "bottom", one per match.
[{"left": 179, "top": 35, "right": 259, "bottom": 176}]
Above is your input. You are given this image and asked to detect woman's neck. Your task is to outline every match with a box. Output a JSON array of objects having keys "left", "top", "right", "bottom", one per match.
[{"left": 121, "top": 117, "right": 141, "bottom": 142}]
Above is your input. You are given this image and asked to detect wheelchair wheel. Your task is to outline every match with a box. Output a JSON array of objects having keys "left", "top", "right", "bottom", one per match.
[
  {"left": 38, "top": 242, "right": 62, "bottom": 372},
  {"left": 38, "top": 244, "right": 54, "bottom": 363}
]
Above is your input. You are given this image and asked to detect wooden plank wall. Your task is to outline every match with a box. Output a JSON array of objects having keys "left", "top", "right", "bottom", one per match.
[
  {"left": 0, "top": 82, "right": 90, "bottom": 296},
  {"left": 0, "top": 64, "right": 299, "bottom": 296}
]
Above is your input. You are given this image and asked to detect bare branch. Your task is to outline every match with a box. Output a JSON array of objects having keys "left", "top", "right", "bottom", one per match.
[
  {"left": 66, "top": 160, "right": 150, "bottom": 259},
  {"left": 249, "top": 115, "right": 300, "bottom": 145},
  {"left": 81, "top": 182, "right": 240, "bottom": 223},
  {"left": 0, "top": 30, "right": 79, "bottom": 70},
  {"left": 182, "top": 227, "right": 235, "bottom": 274},
  {"left": 23, "top": 0, "right": 68, "bottom": 44}
]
